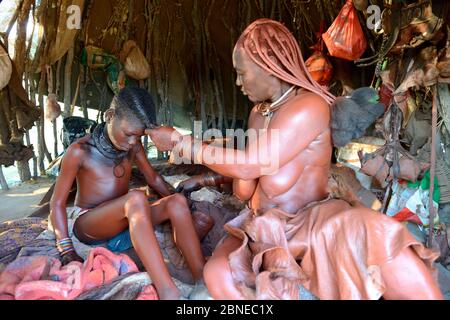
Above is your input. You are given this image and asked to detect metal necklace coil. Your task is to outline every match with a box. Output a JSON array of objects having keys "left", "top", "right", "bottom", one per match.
[{"left": 90, "top": 123, "right": 128, "bottom": 178}]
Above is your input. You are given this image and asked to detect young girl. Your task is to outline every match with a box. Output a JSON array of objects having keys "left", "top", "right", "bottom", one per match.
[{"left": 50, "top": 87, "right": 205, "bottom": 299}]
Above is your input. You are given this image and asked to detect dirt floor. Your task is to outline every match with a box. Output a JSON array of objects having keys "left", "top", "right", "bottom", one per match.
[{"left": 0, "top": 177, "right": 54, "bottom": 224}]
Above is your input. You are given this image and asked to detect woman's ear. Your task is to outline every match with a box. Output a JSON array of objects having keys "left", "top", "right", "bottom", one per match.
[{"left": 105, "top": 108, "right": 115, "bottom": 123}]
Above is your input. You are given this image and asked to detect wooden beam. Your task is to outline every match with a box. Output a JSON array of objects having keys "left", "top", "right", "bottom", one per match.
[{"left": 0, "top": 165, "right": 9, "bottom": 191}]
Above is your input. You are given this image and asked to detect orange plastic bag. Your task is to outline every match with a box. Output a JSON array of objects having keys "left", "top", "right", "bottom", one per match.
[
  {"left": 305, "top": 51, "right": 333, "bottom": 86},
  {"left": 322, "top": 0, "right": 367, "bottom": 61},
  {"left": 306, "top": 22, "right": 334, "bottom": 86}
]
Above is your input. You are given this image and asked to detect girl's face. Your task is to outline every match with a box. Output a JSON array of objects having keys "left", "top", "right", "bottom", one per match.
[{"left": 106, "top": 113, "right": 144, "bottom": 152}]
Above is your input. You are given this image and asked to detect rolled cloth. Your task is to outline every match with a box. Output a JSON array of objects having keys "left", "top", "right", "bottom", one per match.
[{"left": 224, "top": 198, "right": 439, "bottom": 300}]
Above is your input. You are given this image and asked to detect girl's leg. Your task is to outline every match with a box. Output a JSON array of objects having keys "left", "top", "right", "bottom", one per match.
[
  {"left": 149, "top": 193, "right": 205, "bottom": 280},
  {"left": 74, "top": 190, "right": 180, "bottom": 299}
]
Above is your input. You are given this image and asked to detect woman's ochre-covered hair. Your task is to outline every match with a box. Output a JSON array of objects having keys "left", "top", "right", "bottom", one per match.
[{"left": 236, "top": 18, "right": 336, "bottom": 105}]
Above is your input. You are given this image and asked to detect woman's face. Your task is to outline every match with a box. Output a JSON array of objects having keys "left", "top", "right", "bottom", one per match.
[
  {"left": 232, "top": 47, "right": 279, "bottom": 103},
  {"left": 107, "top": 113, "right": 144, "bottom": 152}
]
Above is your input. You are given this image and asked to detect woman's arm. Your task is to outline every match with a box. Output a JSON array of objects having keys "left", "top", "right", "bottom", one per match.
[
  {"left": 147, "top": 95, "right": 330, "bottom": 181},
  {"left": 184, "top": 98, "right": 329, "bottom": 179},
  {"left": 233, "top": 178, "right": 257, "bottom": 201}
]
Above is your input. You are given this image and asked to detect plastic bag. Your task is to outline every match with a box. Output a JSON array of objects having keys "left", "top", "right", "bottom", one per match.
[
  {"left": 305, "top": 51, "right": 333, "bottom": 86},
  {"left": 305, "top": 22, "right": 333, "bottom": 86},
  {"left": 120, "top": 40, "right": 151, "bottom": 80},
  {"left": 81, "top": 46, "right": 117, "bottom": 70},
  {"left": 389, "top": 171, "right": 440, "bottom": 227},
  {"left": 322, "top": 0, "right": 367, "bottom": 61}
]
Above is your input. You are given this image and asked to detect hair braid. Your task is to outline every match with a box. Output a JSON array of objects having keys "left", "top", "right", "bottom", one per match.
[{"left": 113, "top": 87, "right": 157, "bottom": 128}]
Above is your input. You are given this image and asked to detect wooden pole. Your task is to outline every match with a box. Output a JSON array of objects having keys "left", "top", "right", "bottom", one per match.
[
  {"left": 63, "top": 46, "right": 74, "bottom": 118},
  {"left": 17, "top": 156, "right": 31, "bottom": 182},
  {"left": 80, "top": 65, "right": 88, "bottom": 119},
  {"left": 427, "top": 85, "right": 438, "bottom": 248},
  {"left": 25, "top": 130, "right": 38, "bottom": 178},
  {"left": 0, "top": 165, "right": 9, "bottom": 191},
  {"left": 52, "top": 119, "right": 58, "bottom": 158}
]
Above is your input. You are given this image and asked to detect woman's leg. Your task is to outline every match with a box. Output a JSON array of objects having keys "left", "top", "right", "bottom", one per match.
[
  {"left": 380, "top": 247, "right": 443, "bottom": 300},
  {"left": 203, "top": 235, "right": 246, "bottom": 300},
  {"left": 149, "top": 193, "right": 205, "bottom": 281},
  {"left": 74, "top": 190, "right": 180, "bottom": 300}
]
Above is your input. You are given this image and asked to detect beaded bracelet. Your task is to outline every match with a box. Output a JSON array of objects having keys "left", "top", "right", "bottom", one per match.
[{"left": 56, "top": 238, "right": 75, "bottom": 256}]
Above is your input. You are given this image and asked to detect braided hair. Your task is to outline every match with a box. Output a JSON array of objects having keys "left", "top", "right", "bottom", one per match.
[
  {"left": 111, "top": 87, "right": 157, "bottom": 128},
  {"left": 235, "top": 18, "right": 336, "bottom": 105}
]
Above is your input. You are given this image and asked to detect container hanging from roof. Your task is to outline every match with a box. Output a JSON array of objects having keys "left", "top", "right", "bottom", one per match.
[
  {"left": 120, "top": 40, "right": 151, "bottom": 81},
  {"left": 322, "top": 0, "right": 367, "bottom": 61}
]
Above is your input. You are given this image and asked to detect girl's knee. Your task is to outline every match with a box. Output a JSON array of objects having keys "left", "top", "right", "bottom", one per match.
[
  {"left": 168, "top": 193, "right": 189, "bottom": 207},
  {"left": 166, "top": 193, "right": 190, "bottom": 218},
  {"left": 125, "top": 191, "right": 151, "bottom": 222},
  {"left": 126, "top": 190, "right": 148, "bottom": 208}
]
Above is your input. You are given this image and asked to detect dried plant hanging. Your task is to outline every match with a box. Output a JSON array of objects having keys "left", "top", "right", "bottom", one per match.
[{"left": 97, "top": 0, "right": 130, "bottom": 53}]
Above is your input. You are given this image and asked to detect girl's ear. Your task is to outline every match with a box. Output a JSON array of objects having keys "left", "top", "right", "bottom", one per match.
[{"left": 105, "top": 108, "right": 115, "bottom": 123}]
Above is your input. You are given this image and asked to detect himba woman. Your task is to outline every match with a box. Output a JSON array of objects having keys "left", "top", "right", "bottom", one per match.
[
  {"left": 147, "top": 19, "right": 443, "bottom": 300},
  {"left": 50, "top": 87, "right": 205, "bottom": 300}
]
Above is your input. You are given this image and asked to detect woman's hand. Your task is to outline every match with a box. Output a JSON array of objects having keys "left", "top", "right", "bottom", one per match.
[
  {"left": 145, "top": 126, "right": 182, "bottom": 152},
  {"left": 175, "top": 176, "right": 205, "bottom": 195},
  {"left": 61, "top": 250, "right": 84, "bottom": 266}
]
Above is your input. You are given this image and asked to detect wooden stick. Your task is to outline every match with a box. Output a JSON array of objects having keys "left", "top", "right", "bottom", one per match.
[
  {"left": 0, "top": 165, "right": 9, "bottom": 191},
  {"left": 427, "top": 85, "right": 438, "bottom": 248},
  {"left": 52, "top": 119, "right": 58, "bottom": 158},
  {"left": 70, "top": 72, "right": 81, "bottom": 116},
  {"left": 25, "top": 130, "right": 38, "bottom": 178},
  {"left": 63, "top": 46, "right": 74, "bottom": 117}
]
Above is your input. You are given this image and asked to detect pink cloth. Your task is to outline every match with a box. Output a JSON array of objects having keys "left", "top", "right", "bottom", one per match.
[
  {"left": 135, "top": 285, "right": 159, "bottom": 300},
  {"left": 0, "top": 247, "right": 139, "bottom": 300}
]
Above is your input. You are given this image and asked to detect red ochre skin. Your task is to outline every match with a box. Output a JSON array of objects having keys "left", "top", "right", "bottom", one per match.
[
  {"left": 50, "top": 109, "right": 205, "bottom": 300},
  {"left": 147, "top": 19, "right": 443, "bottom": 300}
]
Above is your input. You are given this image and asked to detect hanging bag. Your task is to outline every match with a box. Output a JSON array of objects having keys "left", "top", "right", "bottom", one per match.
[
  {"left": 120, "top": 40, "right": 151, "bottom": 80},
  {"left": 322, "top": 0, "right": 367, "bottom": 61},
  {"left": 305, "top": 21, "right": 334, "bottom": 86}
]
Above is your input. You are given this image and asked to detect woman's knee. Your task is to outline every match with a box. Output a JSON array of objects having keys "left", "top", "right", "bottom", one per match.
[
  {"left": 204, "top": 254, "right": 243, "bottom": 299},
  {"left": 204, "top": 255, "right": 228, "bottom": 291}
]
